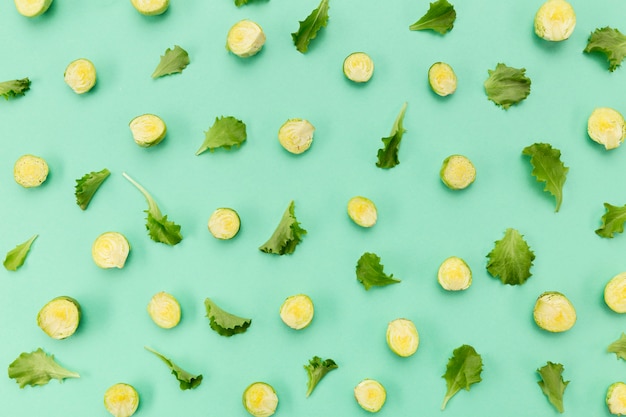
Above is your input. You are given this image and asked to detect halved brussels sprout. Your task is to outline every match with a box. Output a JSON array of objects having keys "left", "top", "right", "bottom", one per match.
[
  {"left": 607, "top": 382, "right": 626, "bottom": 416},
  {"left": 92, "top": 232, "right": 130, "bottom": 269},
  {"left": 14, "top": 0, "right": 52, "bottom": 17},
  {"left": 147, "top": 291, "right": 181, "bottom": 329},
  {"left": 354, "top": 379, "right": 386, "bottom": 412},
  {"left": 227, "top": 20, "right": 266, "bottom": 58},
  {"left": 242, "top": 382, "right": 278, "bottom": 417},
  {"left": 208, "top": 208, "right": 241, "bottom": 240},
  {"left": 588, "top": 107, "right": 626, "bottom": 150},
  {"left": 534, "top": 0, "right": 576, "bottom": 41},
  {"left": 386, "top": 318, "right": 419, "bottom": 357},
  {"left": 37, "top": 296, "right": 80, "bottom": 340},
  {"left": 130, "top": 0, "right": 169, "bottom": 15},
  {"left": 64, "top": 58, "right": 96, "bottom": 94},
  {"left": 104, "top": 383, "right": 139, "bottom": 417},
  {"left": 428, "top": 62, "right": 457, "bottom": 96},
  {"left": 14, "top": 154, "right": 49, "bottom": 188},
  {"left": 437, "top": 256, "right": 472, "bottom": 291},
  {"left": 279, "top": 294, "right": 314, "bottom": 330},
  {"left": 278, "top": 118, "right": 314, "bottom": 154},
  {"left": 604, "top": 272, "right": 626, "bottom": 313},
  {"left": 533, "top": 291, "right": 576, "bottom": 332},
  {"left": 347, "top": 196, "right": 377, "bottom": 228},
  {"left": 440, "top": 155, "right": 476, "bottom": 190},
  {"left": 343, "top": 52, "right": 374, "bottom": 83},
  {"left": 129, "top": 114, "right": 166, "bottom": 148}
]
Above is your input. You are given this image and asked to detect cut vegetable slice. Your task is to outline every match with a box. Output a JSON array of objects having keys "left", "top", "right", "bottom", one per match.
[
  {"left": 92, "top": 232, "right": 130, "bottom": 269},
  {"left": 428, "top": 62, "right": 457, "bottom": 96},
  {"left": 37, "top": 296, "right": 81, "bottom": 340},
  {"left": 104, "top": 383, "right": 139, "bottom": 417},
  {"left": 64, "top": 59, "right": 96, "bottom": 94},
  {"left": 279, "top": 294, "right": 314, "bottom": 330},
  {"left": 208, "top": 208, "right": 241, "bottom": 240},
  {"left": 343, "top": 52, "right": 374, "bottom": 83},
  {"left": 587, "top": 107, "right": 626, "bottom": 150},
  {"left": 347, "top": 196, "right": 377, "bottom": 227},
  {"left": 129, "top": 114, "right": 167, "bottom": 147},
  {"left": 534, "top": 0, "right": 576, "bottom": 41},
  {"left": 605, "top": 272, "right": 626, "bottom": 313},
  {"left": 14, "top": 0, "right": 52, "bottom": 17},
  {"left": 227, "top": 20, "right": 266, "bottom": 58},
  {"left": 533, "top": 291, "right": 576, "bottom": 332},
  {"left": 14, "top": 154, "right": 48, "bottom": 188},
  {"left": 386, "top": 318, "right": 419, "bottom": 357},
  {"left": 608, "top": 382, "right": 626, "bottom": 416},
  {"left": 438, "top": 256, "right": 472, "bottom": 291},
  {"left": 354, "top": 379, "right": 386, "bottom": 412},
  {"left": 131, "top": 0, "right": 169, "bottom": 15},
  {"left": 440, "top": 155, "right": 476, "bottom": 190},
  {"left": 147, "top": 292, "right": 181, "bottom": 328},
  {"left": 243, "top": 382, "right": 278, "bottom": 417},
  {"left": 278, "top": 118, "right": 315, "bottom": 154}
]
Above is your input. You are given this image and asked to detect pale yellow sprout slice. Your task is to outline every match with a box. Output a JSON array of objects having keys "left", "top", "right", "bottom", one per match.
[
  {"left": 129, "top": 114, "right": 167, "bottom": 148},
  {"left": 386, "top": 318, "right": 419, "bottom": 357},
  {"left": 607, "top": 382, "right": 626, "bottom": 416},
  {"left": 37, "top": 296, "right": 80, "bottom": 340},
  {"left": 227, "top": 20, "right": 266, "bottom": 58},
  {"left": 604, "top": 272, "right": 626, "bottom": 313},
  {"left": 438, "top": 256, "right": 472, "bottom": 291},
  {"left": 278, "top": 118, "right": 314, "bottom": 154},
  {"left": 64, "top": 58, "right": 96, "bottom": 94},
  {"left": 354, "top": 379, "right": 386, "bottom": 413},
  {"left": 147, "top": 291, "right": 181, "bottom": 329},
  {"left": 533, "top": 291, "right": 576, "bottom": 332},
  {"left": 243, "top": 382, "right": 278, "bottom": 417},
  {"left": 92, "top": 232, "right": 130, "bottom": 269},
  {"left": 343, "top": 52, "right": 374, "bottom": 83},
  {"left": 208, "top": 208, "right": 241, "bottom": 240},
  {"left": 104, "top": 383, "right": 139, "bottom": 417},
  {"left": 347, "top": 196, "right": 377, "bottom": 227},
  {"left": 14, "top": 154, "right": 49, "bottom": 188},
  {"left": 534, "top": 0, "right": 576, "bottom": 41},
  {"left": 130, "top": 0, "right": 169, "bottom": 15},
  {"left": 279, "top": 294, "right": 314, "bottom": 330},
  {"left": 588, "top": 107, "right": 626, "bottom": 150},
  {"left": 14, "top": 0, "right": 52, "bottom": 17},
  {"left": 428, "top": 62, "right": 457, "bottom": 96},
  {"left": 440, "top": 155, "right": 476, "bottom": 190}
]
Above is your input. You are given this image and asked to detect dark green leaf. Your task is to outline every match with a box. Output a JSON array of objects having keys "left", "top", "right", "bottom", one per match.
[
  {"left": 376, "top": 102, "right": 408, "bottom": 169},
  {"left": 304, "top": 356, "right": 338, "bottom": 397},
  {"left": 356, "top": 252, "right": 401, "bottom": 290},
  {"left": 441, "top": 344, "right": 483, "bottom": 410},
  {"left": 522, "top": 143, "right": 568, "bottom": 212},
  {"left": 205, "top": 298, "right": 251, "bottom": 337},
  {"left": 484, "top": 63, "right": 531, "bottom": 109},
  {"left": 196, "top": 116, "right": 247, "bottom": 155},
  {"left": 486, "top": 228, "right": 535, "bottom": 285},
  {"left": 3, "top": 234, "right": 38, "bottom": 271},
  {"left": 0, "top": 78, "right": 30, "bottom": 100},
  {"left": 259, "top": 201, "right": 307, "bottom": 255},
  {"left": 291, "top": 0, "right": 330, "bottom": 53},
  {"left": 145, "top": 347, "right": 203, "bottom": 390},
  {"left": 75, "top": 168, "right": 110, "bottom": 210},
  {"left": 596, "top": 203, "right": 626, "bottom": 238},
  {"left": 409, "top": 0, "right": 456, "bottom": 34},
  {"left": 584, "top": 27, "right": 626, "bottom": 72}
]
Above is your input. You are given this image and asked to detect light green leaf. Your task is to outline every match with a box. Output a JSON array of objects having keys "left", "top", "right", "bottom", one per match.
[
  {"left": 356, "top": 252, "right": 401, "bottom": 290},
  {"left": 304, "top": 356, "right": 338, "bottom": 397},
  {"left": 484, "top": 63, "right": 531, "bottom": 109},
  {"left": 235, "top": 0, "right": 264, "bottom": 6},
  {"left": 522, "top": 143, "right": 569, "bottom": 212},
  {"left": 596, "top": 203, "right": 626, "bottom": 238},
  {"left": 486, "top": 228, "right": 535, "bottom": 285},
  {"left": 608, "top": 333, "right": 626, "bottom": 361},
  {"left": 584, "top": 27, "right": 626, "bottom": 72},
  {"left": 8, "top": 348, "right": 80, "bottom": 388},
  {"left": 4, "top": 234, "right": 38, "bottom": 271},
  {"left": 0, "top": 78, "right": 30, "bottom": 100},
  {"left": 145, "top": 346, "right": 203, "bottom": 390},
  {"left": 75, "top": 168, "right": 110, "bottom": 210},
  {"left": 441, "top": 344, "right": 483, "bottom": 410},
  {"left": 291, "top": 0, "right": 330, "bottom": 53},
  {"left": 152, "top": 45, "right": 190, "bottom": 78},
  {"left": 204, "top": 298, "right": 251, "bottom": 337},
  {"left": 259, "top": 201, "right": 307, "bottom": 255},
  {"left": 409, "top": 0, "right": 456, "bottom": 34},
  {"left": 196, "top": 116, "right": 247, "bottom": 155},
  {"left": 537, "top": 361, "right": 569, "bottom": 413},
  {"left": 376, "top": 102, "right": 408, "bottom": 169}
]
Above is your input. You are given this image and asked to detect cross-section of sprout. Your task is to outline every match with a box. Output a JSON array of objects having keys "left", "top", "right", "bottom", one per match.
[
  {"left": 64, "top": 58, "right": 96, "bottom": 94},
  {"left": 147, "top": 291, "right": 181, "bottom": 329},
  {"left": 92, "top": 232, "right": 130, "bottom": 269},
  {"left": 14, "top": 0, "right": 52, "bottom": 17},
  {"left": 278, "top": 118, "right": 314, "bottom": 154},
  {"left": 104, "top": 383, "right": 139, "bottom": 417},
  {"left": 13, "top": 154, "right": 48, "bottom": 188},
  {"left": 37, "top": 296, "right": 81, "bottom": 340},
  {"left": 243, "top": 382, "right": 278, "bottom": 417},
  {"left": 347, "top": 196, "right": 377, "bottom": 228},
  {"left": 534, "top": 0, "right": 576, "bottom": 41},
  {"left": 343, "top": 52, "right": 374, "bottom": 83},
  {"left": 438, "top": 256, "right": 472, "bottom": 291},
  {"left": 129, "top": 114, "right": 166, "bottom": 148},
  {"left": 208, "top": 208, "right": 241, "bottom": 240},
  {"left": 386, "top": 318, "right": 419, "bottom": 357},
  {"left": 354, "top": 379, "right": 386, "bottom": 413},
  {"left": 588, "top": 107, "right": 626, "bottom": 150},
  {"left": 440, "top": 155, "right": 476, "bottom": 190},
  {"left": 428, "top": 62, "right": 457, "bottom": 96},
  {"left": 604, "top": 272, "right": 626, "bottom": 313},
  {"left": 607, "top": 382, "right": 626, "bottom": 416},
  {"left": 130, "top": 0, "right": 169, "bottom": 15},
  {"left": 227, "top": 20, "right": 266, "bottom": 58},
  {"left": 533, "top": 291, "right": 576, "bottom": 332},
  {"left": 279, "top": 294, "right": 314, "bottom": 330}
]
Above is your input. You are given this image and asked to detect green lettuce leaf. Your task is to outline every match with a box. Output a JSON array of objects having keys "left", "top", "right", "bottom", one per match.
[
  {"left": 584, "top": 27, "right": 626, "bottom": 72},
  {"left": 484, "top": 63, "right": 531, "bottom": 109},
  {"left": 196, "top": 116, "right": 247, "bottom": 155},
  {"left": 537, "top": 361, "right": 569, "bottom": 413},
  {"left": 152, "top": 45, "right": 190, "bottom": 78},
  {"left": 522, "top": 143, "right": 569, "bottom": 212},
  {"left": 75, "top": 168, "right": 110, "bottom": 210},
  {"left": 235, "top": 0, "right": 263, "bottom": 6},
  {"left": 356, "top": 252, "right": 401, "bottom": 290},
  {"left": 486, "top": 228, "right": 535, "bottom": 285},
  {"left": 608, "top": 333, "right": 626, "bottom": 360},
  {"left": 442, "top": 344, "right": 483, "bottom": 410},
  {"left": 0, "top": 78, "right": 30, "bottom": 100},
  {"left": 145, "top": 346, "right": 202, "bottom": 390},
  {"left": 3, "top": 234, "right": 38, "bottom": 271},
  {"left": 8, "top": 348, "right": 80, "bottom": 388},
  {"left": 304, "top": 356, "right": 338, "bottom": 397},
  {"left": 204, "top": 298, "right": 251, "bottom": 337},
  {"left": 409, "top": 0, "right": 456, "bottom": 34},
  {"left": 291, "top": 0, "right": 330, "bottom": 53},
  {"left": 376, "top": 102, "right": 408, "bottom": 169},
  {"left": 596, "top": 203, "right": 626, "bottom": 238},
  {"left": 259, "top": 201, "right": 307, "bottom": 255}
]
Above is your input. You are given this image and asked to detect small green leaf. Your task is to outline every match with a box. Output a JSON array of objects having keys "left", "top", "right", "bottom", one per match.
[
  {"left": 145, "top": 347, "right": 202, "bottom": 390},
  {"left": 441, "top": 344, "right": 483, "bottom": 410},
  {"left": 4, "top": 234, "right": 38, "bottom": 271},
  {"left": 596, "top": 203, "right": 626, "bottom": 238},
  {"left": 234, "top": 0, "right": 264, "bottom": 6},
  {"left": 8, "top": 348, "right": 80, "bottom": 388},
  {"left": 204, "top": 298, "right": 251, "bottom": 337},
  {"left": 291, "top": 0, "right": 330, "bottom": 53},
  {"left": 486, "top": 228, "right": 535, "bottom": 285},
  {"left": 376, "top": 102, "right": 408, "bottom": 169},
  {"left": 259, "top": 201, "right": 307, "bottom": 255},
  {"left": 409, "top": 0, "right": 456, "bottom": 34},
  {"left": 522, "top": 143, "right": 569, "bottom": 212},
  {"left": 356, "top": 252, "right": 401, "bottom": 290},
  {"left": 0, "top": 78, "right": 30, "bottom": 100},
  {"left": 608, "top": 333, "right": 626, "bottom": 361},
  {"left": 196, "top": 116, "right": 247, "bottom": 155},
  {"left": 583, "top": 27, "right": 626, "bottom": 72},
  {"left": 537, "top": 361, "right": 569, "bottom": 413},
  {"left": 152, "top": 45, "right": 190, "bottom": 78},
  {"left": 304, "top": 356, "right": 338, "bottom": 397},
  {"left": 75, "top": 168, "right": 110, "bottom": 210},
  {"left": 484, "top": 63, "right": 531, "bottom": 109}
]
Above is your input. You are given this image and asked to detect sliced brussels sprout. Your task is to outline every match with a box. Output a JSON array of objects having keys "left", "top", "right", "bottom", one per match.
[
  {"left": 227, "top": 20, "right": 266, "bottom": 58},
  {"left": 440, "top": 155, "right": 476, "bottom": 190},
  {"left": 428, "top": 62, "right": 457, "bottom": 96},
  {"left": 242, "top": 382, "right": 278, "bottom": 417},
  {"left": 130, "top": 0, "right": 169, "bottom": 15},
  {"left": 278, "top": 118, "right": 314, "bottom": 154},
  {"left": 64, "top": 58, "right": 96, "bottom": 94},
  {"left": 147, "top": 291, "right": 181, "bottom": 329},
  {"left": 208, "top": 208, "right": 241, "bottom": 240},
  {"left": 533, "top": 291, "right": 576, "bottom": 332},
  {"left": 279, "top": 294, "right": 314, "bottom": 330},
  {"left": 354, "top": 379, "right": 386, "bottom": 413},
  {"left": 14, "top": 0, "right": 52, "bottom": 17},
  {"left": 604, "top": 272, "right": 626, "bottom": 313},
  {"left": 343, "top": 52, "right": 374, "bottom": 83},
  {"left": 129, "top": 114, "right": 166, "bottom": 148},
  {"left": 13, "top": 154, "right": 49, "bottom": 188},
  {"left": 347, "top": 196, "right": 377, "bottom": 228},
  {"left": 437, "top": 256, "right": 472, "bottom": 291},
  {"left": 104, "top": 383, "right": 139, "bottom": 417},
  {"left": 386, "top": 318, "right": 419, "bottom": 357},
  {"left": 588, "top": 107, "right": 626, "bottom": 150},
  {"left": 92, "top": 232, "right": 130, "bottom": 269},
  {"left": 534, "top": 0, "right": 576, "bottom": 41},
  {"left": 37, "top": 296, "right": 81, "bottom": 340},
  {"left": 607, "top": 382, "right": 626, "bottom": 416}
]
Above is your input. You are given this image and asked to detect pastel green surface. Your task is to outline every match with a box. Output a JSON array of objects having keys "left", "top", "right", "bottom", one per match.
[{"left": 1, "top": 1, "right": 626, "bottom": 416}]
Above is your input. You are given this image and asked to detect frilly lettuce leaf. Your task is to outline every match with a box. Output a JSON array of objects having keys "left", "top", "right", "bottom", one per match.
[
  {"left": 75, "top": 168, "right": 110, "bottom": 210},
  {"left": 196, "top": 116, "right": 247, "bottom": 155},
  {"left": 291, "top": 0, "right": 330, "bottom": 53},
  {"left": 145, "top": 346, "right": 203, "bottom": 390},
  {"left": 486, "top": 228, "right": 535, "bottom": 285},
  {"left": 356, "top": 252, "right": 401, "bottom": 290},
  {"left": 0, "top": 78, "right": 30, "bottom": 100},
  {"left": 152, "top": 45, "right": 190, "bottom": 78},
  {"left": 522, "top": 143, "right": 568, "bottom": 212},
  {"left": 376, "top": 102, "right": 408, "bottom": 169},
  {"left": 584, "top": 27, "right": 626, "bottom": 72},
  {"left": 205, "top": 298, "right": 251, "bottom": 336},
  {"left": 596, "top": 203, "right": 626, "bottom": 238},
  {"left": 305, "top": 356, "right": 338, "bottom": 397},
  {"left": 259, "top": 201, "right": 307, "bottom": 255},
  {"left": 409, "top": 0, "right": 456, "bottom": 34},
  {"left": 8, "top": 348, "right": 80, "bottom": 388},
  {"left": 484, "top": 63, "right": 531, "bottom": 109},
  {"left": 537, "top": 361, "right": 569, "bottom": 413},
  {"left": 442, "top": 344, "right": 483, "bottom": 410}
]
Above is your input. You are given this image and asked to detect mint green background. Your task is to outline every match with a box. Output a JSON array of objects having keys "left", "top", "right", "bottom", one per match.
[{"left": 2, "top": 0, "right": 626, "bottom": 416}]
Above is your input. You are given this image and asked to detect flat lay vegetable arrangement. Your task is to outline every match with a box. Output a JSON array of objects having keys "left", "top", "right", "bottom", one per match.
[{"left": 2, "top": 0, "right": 626, "bottom": 416}]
